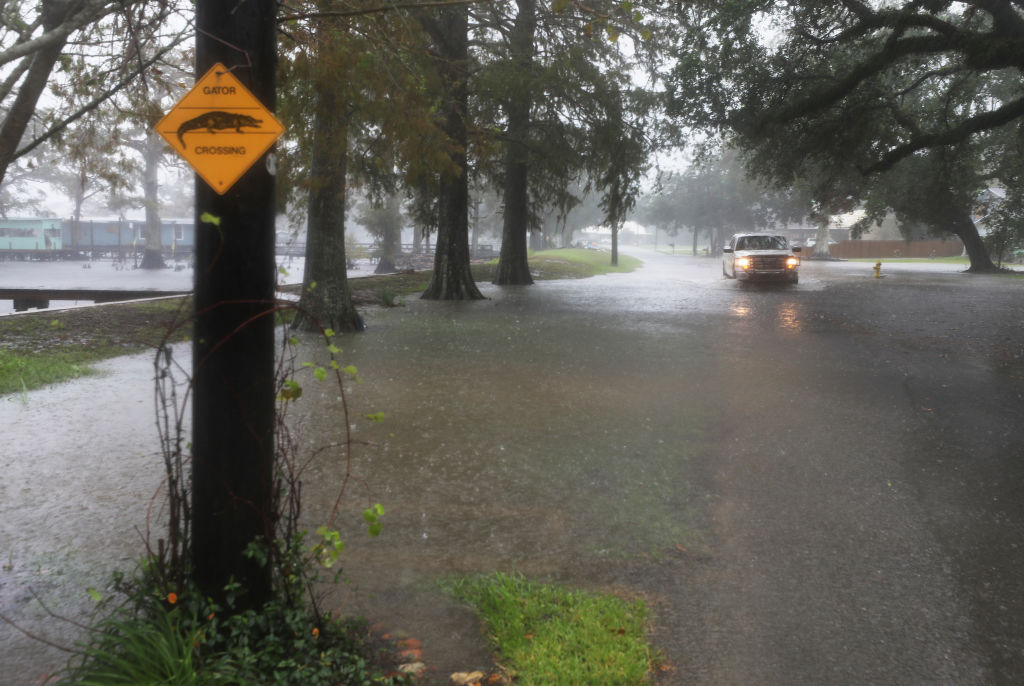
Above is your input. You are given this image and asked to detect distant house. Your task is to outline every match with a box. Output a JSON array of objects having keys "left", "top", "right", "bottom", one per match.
[
  {"left": 0, "top": 217, "right": 63, "bottom": 252},
  {"left": 0, "top": 217, "right": 195, "bottom": 257}
]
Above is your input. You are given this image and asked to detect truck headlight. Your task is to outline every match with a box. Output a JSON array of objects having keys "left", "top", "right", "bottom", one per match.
[
  {"left": 786, "top": 257, "right": 799, "bottom": 269},
  {"left": 736, "top": 257, "right": 751, "bottom": 270}
]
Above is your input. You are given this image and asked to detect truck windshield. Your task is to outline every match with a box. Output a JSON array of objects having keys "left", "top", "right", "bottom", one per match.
[{"left": 736, "top": 236, "right": 787, "bottom": 250}]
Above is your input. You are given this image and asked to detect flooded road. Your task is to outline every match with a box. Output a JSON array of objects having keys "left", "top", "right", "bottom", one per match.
[{"left": 2, "top": 249, "right": 1023, "bottom": 684}]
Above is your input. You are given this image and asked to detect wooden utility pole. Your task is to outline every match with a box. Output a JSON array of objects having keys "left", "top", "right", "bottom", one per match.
[{"left": 191, "top": 0, "right": 278, "bottom": 609}]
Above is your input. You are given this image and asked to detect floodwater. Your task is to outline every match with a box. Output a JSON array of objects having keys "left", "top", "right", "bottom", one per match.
[
  {"left": 0, "top": 253, "right": 359, "bottom": 315},
  {"left": 2, "top": 250, "right": 1022, "bottom": 684},
  {"left": 0, "top": 351, "right": 178, "bottom": 683},
  {"left": 0, "top": 259, "right": 194, "bottom": 316}
]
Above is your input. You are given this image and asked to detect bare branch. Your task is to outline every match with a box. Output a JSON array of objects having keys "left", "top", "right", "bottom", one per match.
[
  {"left": 0, "top": 0, "right": 114, "bottom": 69},
  {"left": 13, "top": 32, "right": 189, "bottom": 161}
]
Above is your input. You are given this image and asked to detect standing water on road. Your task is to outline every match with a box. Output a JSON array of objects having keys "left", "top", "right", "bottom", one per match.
[{"left": 2, "top": 249, "right": 1022, "bottom": 684}]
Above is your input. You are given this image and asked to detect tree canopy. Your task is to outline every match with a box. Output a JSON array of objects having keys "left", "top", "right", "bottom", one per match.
[{"left": 665, "top": 0, "right": 1024, "bottom": 271}]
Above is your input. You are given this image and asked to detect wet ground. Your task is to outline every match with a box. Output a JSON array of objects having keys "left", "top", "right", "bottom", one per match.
[{"left": 2, "top": 250, "right": 1023, "bottom": 685}]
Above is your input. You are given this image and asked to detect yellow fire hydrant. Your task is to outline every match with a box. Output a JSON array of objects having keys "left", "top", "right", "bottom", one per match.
[{"left": 873, "top": 261, "right": 883, "bottom": 278}]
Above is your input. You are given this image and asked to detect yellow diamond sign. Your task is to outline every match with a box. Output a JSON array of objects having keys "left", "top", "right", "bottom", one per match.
[{"left": 155, "top": 63, "right": 284, "bottom": 195}]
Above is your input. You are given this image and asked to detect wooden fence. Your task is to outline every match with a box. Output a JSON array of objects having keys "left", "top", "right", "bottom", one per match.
[{"left": 827, "top": 239, "right": 964, "bottom": 259}]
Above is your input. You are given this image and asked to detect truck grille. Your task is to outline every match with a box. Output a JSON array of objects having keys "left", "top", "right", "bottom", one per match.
[{"left": 751, "top": 256, "right": 787, "bottom": 270}]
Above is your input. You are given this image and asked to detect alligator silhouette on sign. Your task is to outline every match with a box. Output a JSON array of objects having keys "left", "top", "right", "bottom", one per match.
[{"left": 176, "top": 111, "right": 262, "bottom": 146}]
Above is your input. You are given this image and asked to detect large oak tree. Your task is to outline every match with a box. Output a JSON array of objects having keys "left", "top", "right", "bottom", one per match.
[{"left": 666, "top": 0, "right": 1024, "bottom": 272}]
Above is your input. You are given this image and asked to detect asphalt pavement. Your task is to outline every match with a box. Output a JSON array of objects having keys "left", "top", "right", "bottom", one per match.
[{"left": 636, "top": 252, "right": 1024, "bottom": 684}]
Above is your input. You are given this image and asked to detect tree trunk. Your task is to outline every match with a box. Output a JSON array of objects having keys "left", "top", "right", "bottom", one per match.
[
  {"left": 812, "top": 219, "right": 832, "bottom": 258},
  {"left": 140, "top": 131, "right": 165, "bottom": 269},
  {"left": 949, "top": 203, "right": 998, "bottom": 273},
  {"left": 72, "top": 193, "right": 84, "bottom": 251},
  {"left": 294, "top": 72, "right": 364, "bottom": 332},
  {"left": 493, "top": 156, "right": 533, "bottom": 284},
  {"left": 611, "top": 226, "right": 619, "bottom": 266},
  {"left": 493, "top": 0, "right": 536, "bottom": 286},
  {"left": 421, "top": 6, "right": 483, "bottom": 300},
  {"left": 470, "top": 198, "right": 481, "bottom": 254},
  {"left": 374, "top": 193, "right": 401, "bottom": 274},
  {"left": 0, "top": 2, "right": 70, "bottom": 186},
  {"left": 375, "top": 255, "right": 396, "bottom": 273}
]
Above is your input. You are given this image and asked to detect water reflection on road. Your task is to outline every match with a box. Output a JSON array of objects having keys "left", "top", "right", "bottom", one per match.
[{"left": 2, "top": 249, "right": 1019, "bottom": 684}]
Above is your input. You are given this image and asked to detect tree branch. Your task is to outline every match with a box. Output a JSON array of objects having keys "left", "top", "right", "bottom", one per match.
[
  {"left": 754, "top": 29, "right": 1022, "bottom": 129},
  {"left": 971, "top": 0, "right": 1024, "bottom": 36},
  {"left": 13, "top": 34, "right": 188, "bottom": 161},
  {"left": 0, "top": 56, "right": 29, "bottom": 104},
  {"left": 865, "top": 94, "right": 1024, "bottom": 173},
  {"left": 278, "top": 0, "right": 474, "bottom": 23},
  {"left": 0, "top": 0, "right": 114, "bottom": 69}
]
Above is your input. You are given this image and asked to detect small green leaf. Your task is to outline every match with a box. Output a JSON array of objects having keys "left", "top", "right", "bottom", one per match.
[
  {"left": 312, "top": 525, "right": 345, "bottom": 567},
  {"left": 365, "top": 412, "right": 386, "bottom": 423},
  {"left": 323, "top": 328, "right": 335, "bottom": 338},
  {"left": 327, "top": 343, "right": 340, "bottom": 354},
  {"left": 343, "top": 365, "right": 358, "bottom": 377},
  {"left": 363, "top": 504, "right": 385, "bottom": 537},
  {"left": 200, "top": 212, "right": 221, "bottom": 226},
  {"left": 313, "top": 367, "right": 327, "bottom": 381},
  {"left": 87, "top": 587, "right": 102, "bottom": 603},
  {"left": 279, "top": 379, "right": 303, "bottom": 401}
]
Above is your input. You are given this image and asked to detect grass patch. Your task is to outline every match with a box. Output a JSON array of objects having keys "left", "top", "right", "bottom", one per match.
[
  {"left": 529, "top": 248, "right": 642, "bottom": 278},
  {"left": 0, "top": 298, "right": 192, "bottom": 395},
  {"left": 0, "top": 348, "right": 99, "bottom": 394},
  {"left": 846, "top": 256, "right": 1024, "bottom": 274},
  {"left": 444, "top": 572, "right": 655, "bottom": 686}
]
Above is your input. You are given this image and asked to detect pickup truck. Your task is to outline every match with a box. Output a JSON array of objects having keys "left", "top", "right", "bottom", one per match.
[{"left": 722, "top": 233, "right": 801, "bottom": 284}]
